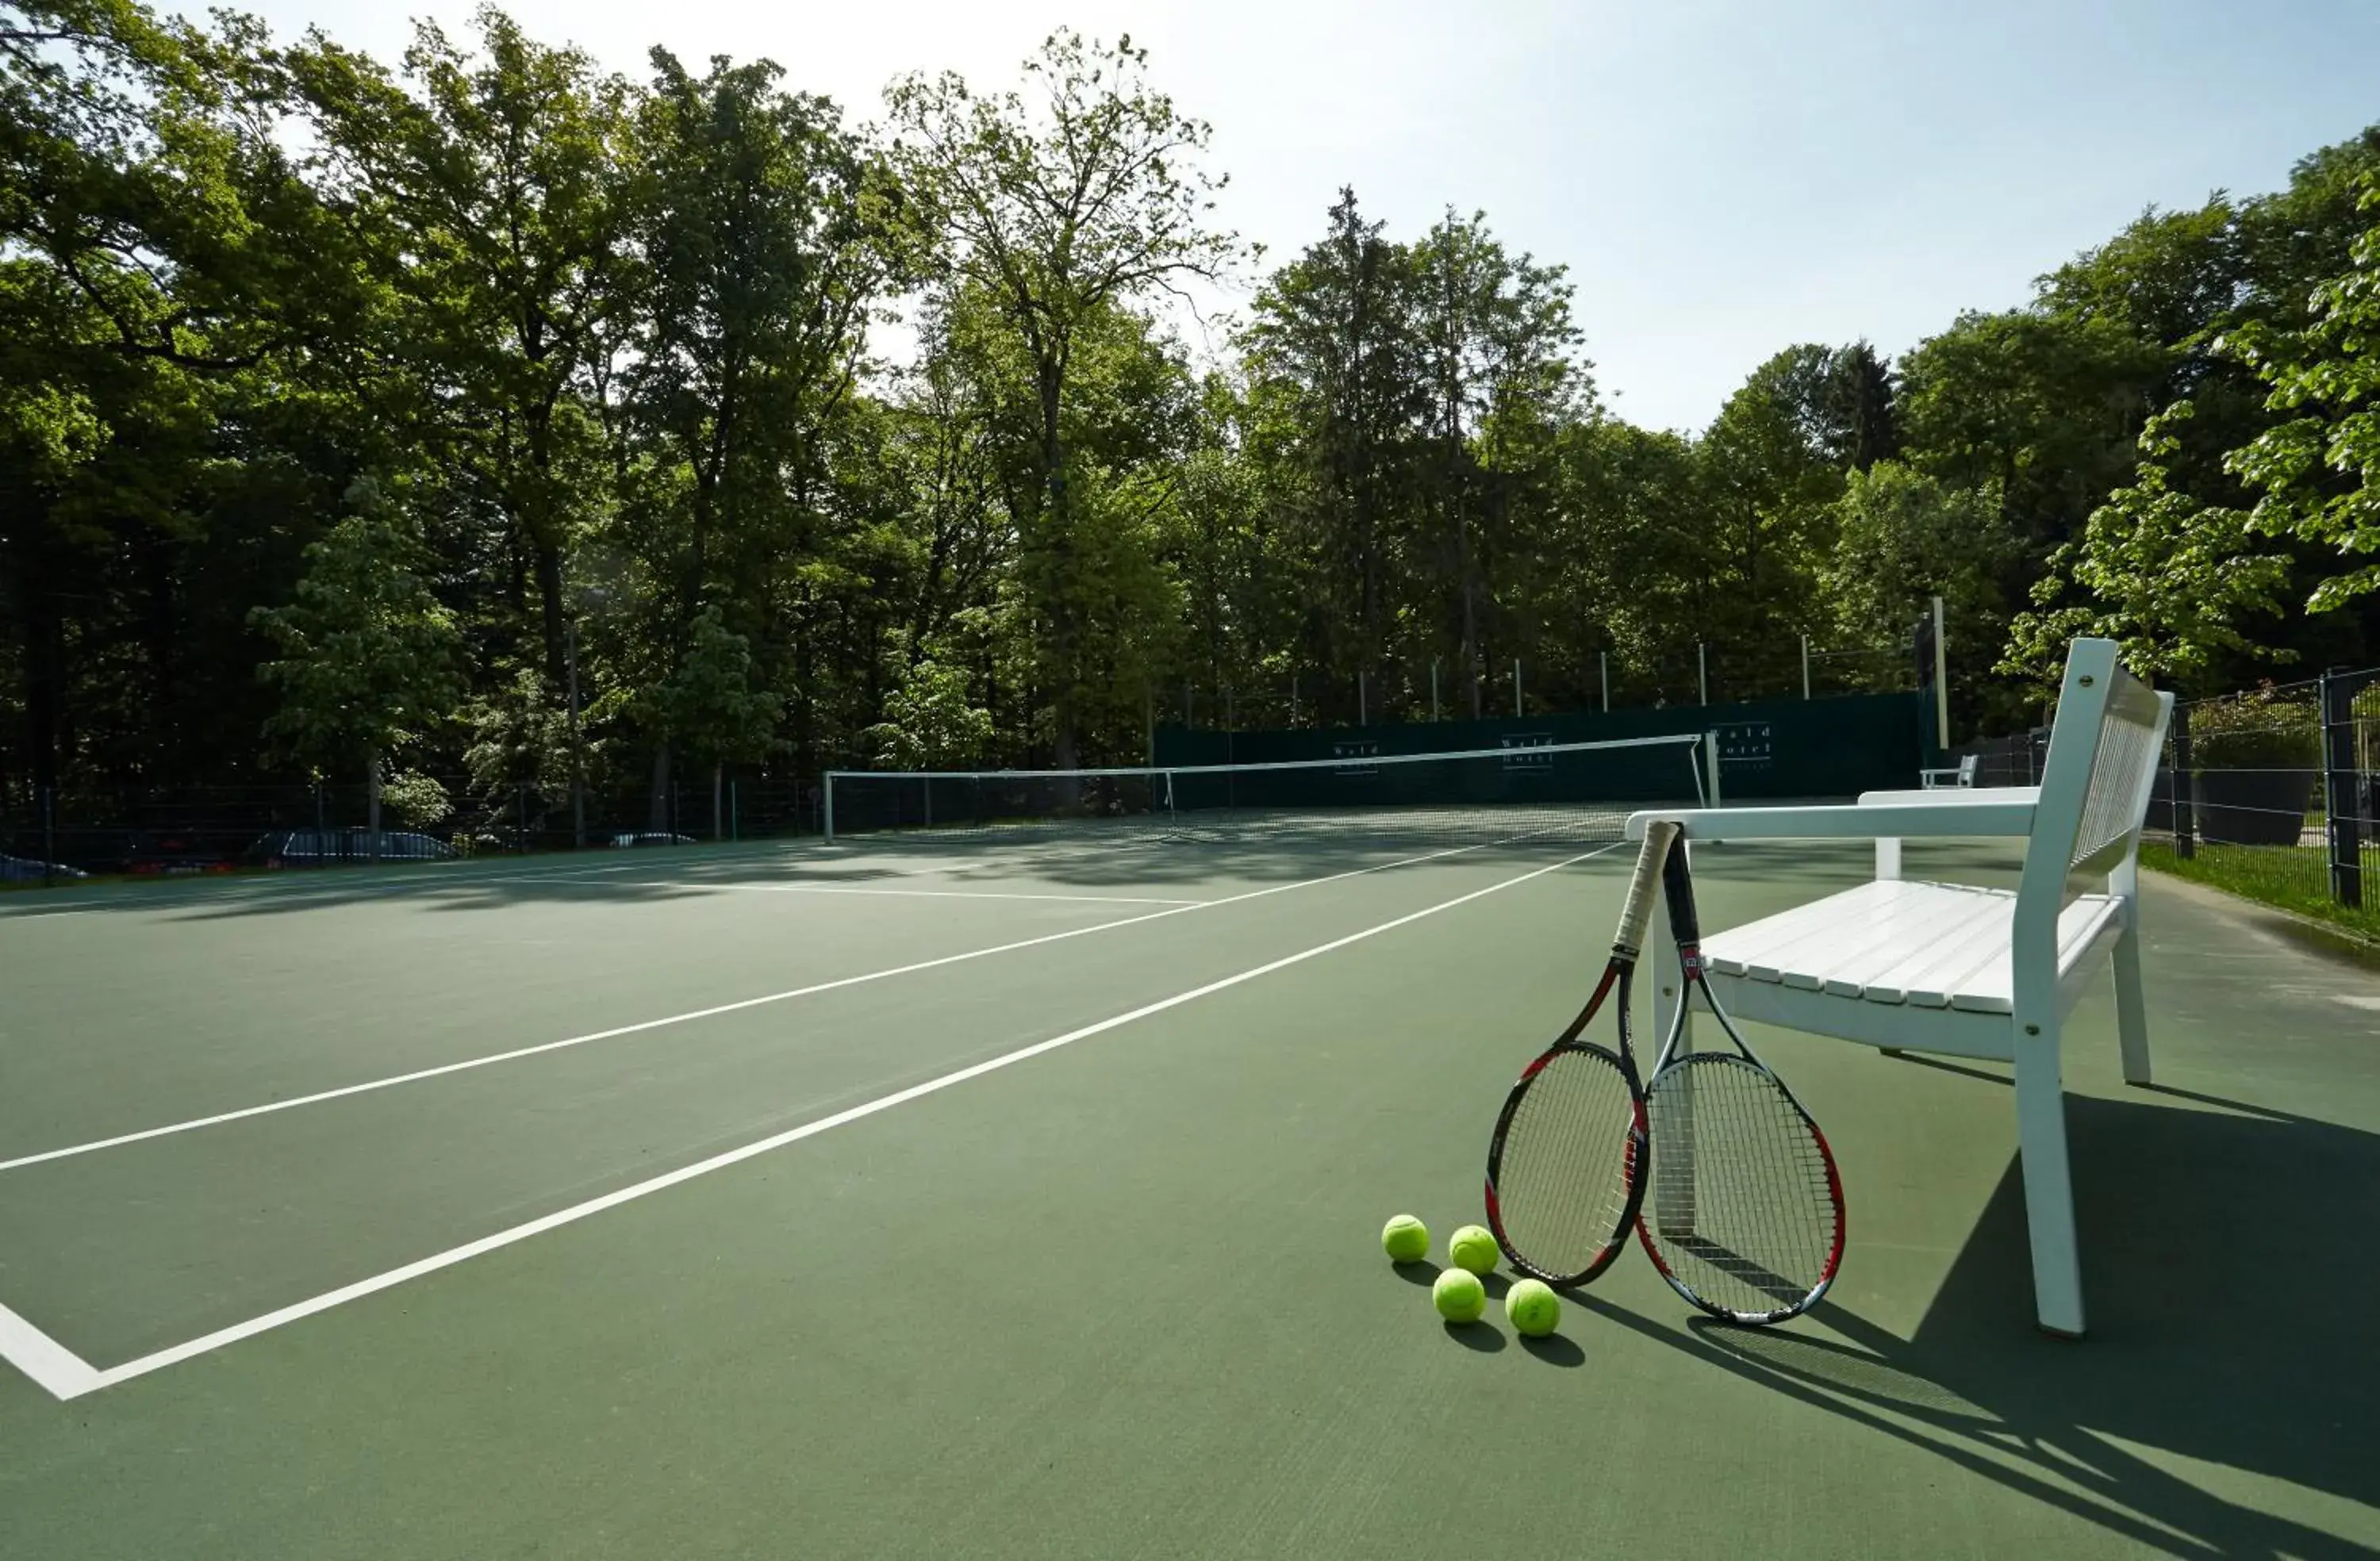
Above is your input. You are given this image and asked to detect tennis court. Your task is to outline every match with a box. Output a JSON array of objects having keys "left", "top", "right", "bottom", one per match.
[{"left": 4, "top": 797, "right": 2378, "bottom": 1557}]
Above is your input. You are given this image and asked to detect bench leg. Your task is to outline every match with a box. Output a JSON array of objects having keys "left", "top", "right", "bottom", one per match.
[
  {"left": 2112, "top": 918, "right": 2152, "bottom": 1087},
  {"left": 2012, "top": 1018, "right": 2086, "bottom": 1337}
]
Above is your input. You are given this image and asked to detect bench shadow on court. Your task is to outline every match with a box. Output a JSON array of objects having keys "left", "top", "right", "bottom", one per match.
[{"left": 1577, "top": 1084, "right": 2380, "bottom": 1558}]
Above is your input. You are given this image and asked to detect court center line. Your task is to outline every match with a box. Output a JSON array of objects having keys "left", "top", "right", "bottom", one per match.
[
  {"left": 0, "top": 840, "right": 1496, "bottom": 1175},
  {"left": 56, "top": 840, "right": 1615, "bottom": 1398}
]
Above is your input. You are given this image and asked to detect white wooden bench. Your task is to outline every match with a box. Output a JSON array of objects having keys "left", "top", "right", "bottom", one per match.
[{"left": 1628, "top": 639, "right": 2172, "bottom": 1336}]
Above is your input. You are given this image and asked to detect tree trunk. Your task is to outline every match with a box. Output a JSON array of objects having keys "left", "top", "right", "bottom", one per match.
[
  {"left": 648, "top": 742, "right": 673, "bottom": 835},
  {"left": 534, "top": 539, "right": 567, "bottom": 692},
  {"left": 1035, "top": 355, "right": 1082, "bottom": 787}
]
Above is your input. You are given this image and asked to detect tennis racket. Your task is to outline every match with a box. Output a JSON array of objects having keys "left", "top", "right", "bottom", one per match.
[
  {"left": 1637, "top": 838, "right": 1845, "bottom": 1325},
  {"left": 1483, "top": 819, "right": 1680, "bottom": 1287}
]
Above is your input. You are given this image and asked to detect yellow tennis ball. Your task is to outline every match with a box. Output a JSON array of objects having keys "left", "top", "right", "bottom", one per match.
[
  {"left": 1446, "top": 1224, "right": 1499, "bottom": 1275},
  {"left": 1381, "top": 1214, "right": 1430, "bottom": 1264},
  {"left": 1506, "top": 1278, "right": 1561, "bottom": 1337},
  {"left": 1433, "top": 1268, "right": 1488, "bottom": 1324}
]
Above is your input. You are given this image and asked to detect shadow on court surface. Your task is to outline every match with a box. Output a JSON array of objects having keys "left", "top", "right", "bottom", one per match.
[
  {"left": 1584, "top": 1088, "right": 2380, "bottom": 1557},
  {"left": 0, "top": 831, "right": 2019, "bottom": 922}
]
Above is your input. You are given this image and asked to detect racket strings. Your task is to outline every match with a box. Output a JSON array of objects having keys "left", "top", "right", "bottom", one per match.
[
  {"left": 1643, "top": 1055, "right": 1839, "bottom": 1317},
  {"left": 1493, "top": 1048, "right": 1641, "bottom": 1281}
]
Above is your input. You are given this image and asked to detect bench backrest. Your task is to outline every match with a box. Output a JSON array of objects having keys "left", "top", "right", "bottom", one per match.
[{"left": 2012, "top": 639, "right": 2175, "bottom": 968}]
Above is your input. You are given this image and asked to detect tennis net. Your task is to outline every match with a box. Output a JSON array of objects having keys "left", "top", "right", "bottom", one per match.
[{"left": 822, "top": 733, "right": 1712, "bottom": 849}]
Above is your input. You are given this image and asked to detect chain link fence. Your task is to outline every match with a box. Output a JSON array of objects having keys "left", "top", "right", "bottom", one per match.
[{"left": 2143, "top": 667, "right": 2378, "bottom": 931}]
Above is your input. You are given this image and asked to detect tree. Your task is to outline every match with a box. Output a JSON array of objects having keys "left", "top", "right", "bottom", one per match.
[
  {"left": 286, "top": 6, "right": 629, "bottom": 689},
  {"left": 1821, "top": 341, "right": 1900, "bottom": 470},
  {"left": 2223, "top": 169, "right": 2380, "bottom": 614},
  {"left": 250, "top": 478, "right": 463, "bottom": 854},
  {"left": 1823, "top": 462, "right": 2014, "bottom": 727},
  {"left": 865, "top": 658, "right": 992, "bottom": 770},
  {"left": 1242, "top": 188, "right": 1426, "bottom": 718},
  {"left": 2002, "top": 403, "right": 2289, "bottom": 689},
  {"left": 1410, "top": 209, "right": 1586, "bottom": 718},
  {"left": 650, "top": 605, "right": 777, "bottom": 835},
  {"left": 883, "top": 29, "right": 1241, "bottom": 767}
]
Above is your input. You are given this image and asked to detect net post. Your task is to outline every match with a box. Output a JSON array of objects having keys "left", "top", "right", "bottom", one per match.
[
  {"left": 1703, "top": 731, "right": 1723, "bottom": 810},
  {"left": 822, "top": 773, "right": 836, "bottom": 843}
]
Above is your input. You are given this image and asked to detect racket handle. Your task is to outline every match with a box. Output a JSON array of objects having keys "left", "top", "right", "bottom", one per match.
[
  {"left": 1615, "top": 820, "right": 1679, "bottom": 958},
  {"left": 1662, "top": 831, "right": 1702, "bottom": 946}
]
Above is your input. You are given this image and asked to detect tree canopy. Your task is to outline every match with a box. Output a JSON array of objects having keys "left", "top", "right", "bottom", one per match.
[{"left": 4, "top": 2, "right": 2376, "bottom": 827}]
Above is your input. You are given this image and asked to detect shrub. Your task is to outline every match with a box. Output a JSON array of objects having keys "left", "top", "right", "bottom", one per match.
[{"left": 2187, "top": 685, "right": 2318, "bottom": 771}]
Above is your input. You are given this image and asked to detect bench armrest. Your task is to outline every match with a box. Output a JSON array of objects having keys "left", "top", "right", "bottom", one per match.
[
  {"left": 1859, "top": 785, "right": 2040, "bottom": 807},
  {"left": 1626, "top": 801, "right": 2036, "bottom": 842}
]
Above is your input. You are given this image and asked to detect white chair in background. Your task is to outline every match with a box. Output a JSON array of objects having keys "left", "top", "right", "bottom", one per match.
[{"left": 1921, "top": 752, "right": 1980, "bottom": 788}]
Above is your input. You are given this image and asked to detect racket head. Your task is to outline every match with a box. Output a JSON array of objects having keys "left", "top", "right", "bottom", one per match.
[
  {"left": 1637, "top": 1053, "right": 1845, "bottom": 1325},
  {"left": 1485, "top": 1030, "right": 1649, "bottom": 1288}
]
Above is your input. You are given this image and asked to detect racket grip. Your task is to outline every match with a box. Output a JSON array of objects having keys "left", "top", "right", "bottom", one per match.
[
  {"left": 1615, "top": 821, "right": 1678, "bottom": 957},
  {"left": 1662, "top": 831, "right": 1702, "bottom": 946}
]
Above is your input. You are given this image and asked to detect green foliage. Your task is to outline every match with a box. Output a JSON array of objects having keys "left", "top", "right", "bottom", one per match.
[
  {"left": 10, "top": 0, "right": 2380, "bottom": 809},
  {"left": 2003, "top": 402, "right": 2290, "bottom": 690},
  {"left": 249, "top": 478, "right": 463, "bottom": 777},
  {"left": 1824, "top": 462, "right": 2013, "bottom": 725},
  {"left": 2186, "top": 685, "right": 2320, "bottom": 770},
  {"left": 653, "top": 605, "right": 777, "bottom": 765},
  {"left": 463, "top": 667, "right": 581, "bottom": 803},
  {"left": 379, "top": 769, "right": 452, "bottom": 827},
  {"left": 2223, "top": 171, "right": 2380, "bottom": 612},
  {"left": 865, "top": 658, "right": 992, "bottom": 770}
]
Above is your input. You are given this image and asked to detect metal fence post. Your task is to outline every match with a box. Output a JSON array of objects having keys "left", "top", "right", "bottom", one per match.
[
  {"left": 2172, "top": 701, "right": 2194, "bottom": 861},
  {"left": 40, "top": 784, "right": 56, "bottom": 889},
  {"left": 2323, "top": 670, "right": 2363, "bottom": 909}
]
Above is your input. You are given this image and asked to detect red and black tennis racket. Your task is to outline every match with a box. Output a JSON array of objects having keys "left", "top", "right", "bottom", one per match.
[
  {"left": 1483, "top": 820, "right": 1679, "bottom": 1287},
  {"left": 1637, "top": 839, "right": 1845, "bottom": 1325}
]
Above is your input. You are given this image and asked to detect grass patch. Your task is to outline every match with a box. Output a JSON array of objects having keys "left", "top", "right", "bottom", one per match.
[{"left": 2141, "top": 839, "right": 2380, "bottom": 942}]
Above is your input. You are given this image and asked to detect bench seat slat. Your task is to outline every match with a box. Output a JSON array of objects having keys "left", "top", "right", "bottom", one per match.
[
  {"left": 1700, "top": 880, "right": 2126, "bottom": 1015},
  {"left": 1715, "top": 880, "right": 1927, "bottom": 984}
]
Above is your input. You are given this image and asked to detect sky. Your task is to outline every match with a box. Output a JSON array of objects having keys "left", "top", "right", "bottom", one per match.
[{"left": 194, "top": 0, "right": 2379, "bottom": 432}]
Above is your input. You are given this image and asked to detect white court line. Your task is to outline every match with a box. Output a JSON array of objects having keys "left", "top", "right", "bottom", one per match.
[
  {"left": 19, "top": 840, "right": 1614, "bottom": 1399},
  {"left": 0, "top": 1298, "right": 100, "bottom": 1400},
  {"left": 612, "top": 881, "right": 1208, "bottom": 906},
  {"left": 0, "top": 840, "right": 1488, "bottom": 1175}
]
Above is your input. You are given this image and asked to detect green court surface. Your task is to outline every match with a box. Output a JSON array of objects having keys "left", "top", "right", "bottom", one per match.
[{"left": 3, "top": 830, "right": 2378, "bottom": 1559}]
